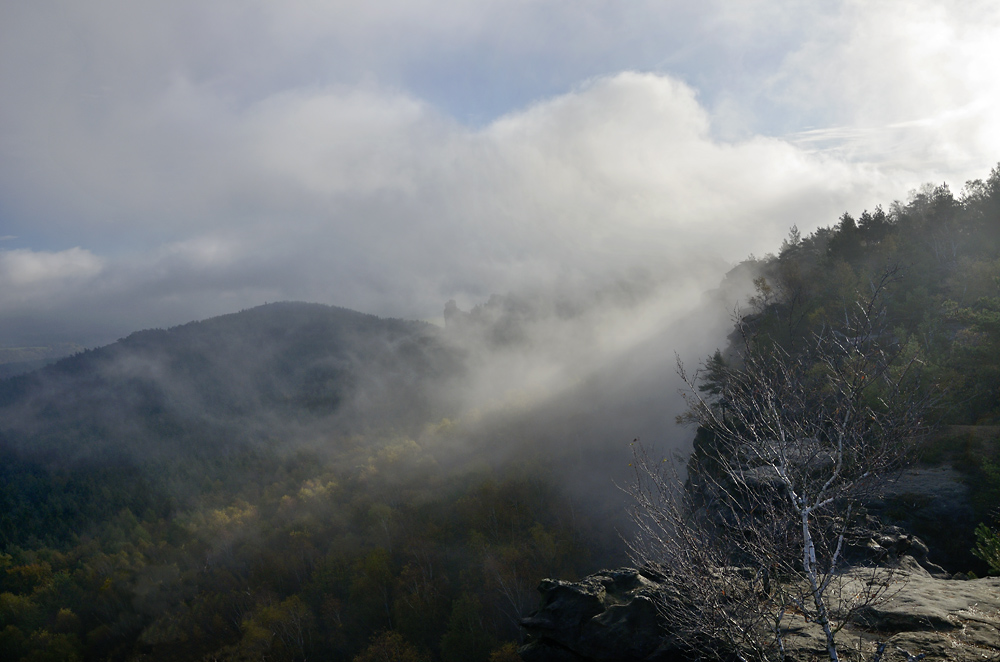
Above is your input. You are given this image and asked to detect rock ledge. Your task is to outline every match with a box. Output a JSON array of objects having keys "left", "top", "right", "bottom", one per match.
[{"left": 520, "top": 565, "right": 1000, "bottom": 662}]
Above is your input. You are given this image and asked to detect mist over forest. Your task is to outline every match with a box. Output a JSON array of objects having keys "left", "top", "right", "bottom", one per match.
[
  {"left": 0, "top": 249, "right": 747, "bottom": 661},
  {"left": 4, "top": 2, "right": 1000, "bottom": 661},
  {"left": 4, "top": 162, "right": 1000, "bottom": 661},
  {"left": 0, "top": 263, "right": 745, "bottom": 538}
]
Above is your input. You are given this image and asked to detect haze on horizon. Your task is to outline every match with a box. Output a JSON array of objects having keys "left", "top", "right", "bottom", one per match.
[{"left": 2, "top": 0, "right": 1000, "bottom": 348}]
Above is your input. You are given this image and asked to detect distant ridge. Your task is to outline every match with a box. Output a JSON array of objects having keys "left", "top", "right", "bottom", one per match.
[
  {"left": 0, "top": 342, "right": 84, "bottom": 379},
  {"left": 0, "top": 301, "right": 463, "bottom": 464}
]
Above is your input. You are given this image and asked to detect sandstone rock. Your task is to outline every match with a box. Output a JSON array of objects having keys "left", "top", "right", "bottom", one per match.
[
  {"left": 850, "top": 569, "right": 1000, "bottom": 662},
  {"left": 766, "top": 567, "right": 1000, "bottom": 662},
  {"left": 522, "top": 567, "right": 1000, "bottom": 662},
  {"left": 854, "top": 527, "right": 950, "bottom": 576}
]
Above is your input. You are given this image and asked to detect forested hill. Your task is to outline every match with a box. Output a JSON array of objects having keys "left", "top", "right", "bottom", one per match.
[
  {"left": 742, "top": 164, "right": 1000, "bottom": 425},
  {"left": 0, "top": 301, "right": 463, "bottom": 465},
  {"left": 717, "top": 165, "right": 1000, "bottom": 577}
]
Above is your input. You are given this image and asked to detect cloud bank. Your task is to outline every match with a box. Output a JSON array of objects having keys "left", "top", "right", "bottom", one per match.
[
  {"left": 0, "top": 1, "right": 998, "bottom": 346},
  {"left": 0, "top": 72, "right": 871, "bottom": 344}
]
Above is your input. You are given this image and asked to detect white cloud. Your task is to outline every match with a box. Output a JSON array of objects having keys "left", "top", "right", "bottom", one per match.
[
  {"left": 772, "top": 0, "right": 1000, "bottom": 178},
  {"left": 0, "top": 248, "right": 104, "bottom": 299},
  {"left": 0, "top": 1, "right": 997, "bottom": 346},
  {"left": 0, "top": 68, "right": 885, "bottom": 346}
]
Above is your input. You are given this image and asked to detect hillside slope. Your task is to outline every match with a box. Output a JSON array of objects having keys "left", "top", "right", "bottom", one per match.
[{"left": 0, "top": 302, "right": 462, "bottom": 464}]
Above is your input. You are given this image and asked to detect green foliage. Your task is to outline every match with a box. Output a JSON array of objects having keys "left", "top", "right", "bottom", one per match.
[
  {"left": 972, "top": 521, "right": 1000, "bottom": 575},
  {"left": 696, "top": 350, "right": 728, "bottom": 399},
  {"left": 740, "top": 162, "right": 1000, "bottom": 425},
  {"left": 440, "top": 593, "right": 495, "bottom": 662},
  {"left": 488, "top": 642, "right": 524, "bottom": 662},
  {"left": 20, "top": 630, "right": 82, "bottom": 662},
  {"left": 238, "top": 595, "right": 314, "bottom": 661},
  {"left": 392, "top": 561, "right": 449, "bottom": 653},
  {"left": 719, "top": 163, "right": 1000, "bottom": 578}
]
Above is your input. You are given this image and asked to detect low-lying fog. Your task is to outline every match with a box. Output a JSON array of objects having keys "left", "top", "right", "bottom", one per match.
[
  {"left": 0, "top": 257, "right": 756, "bottom": 543},
  {"left": 424, "top": 261, "right": 757, "bottom": 517}
]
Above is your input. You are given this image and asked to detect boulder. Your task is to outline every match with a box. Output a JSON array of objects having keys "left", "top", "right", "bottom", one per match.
[
  {"left": 848, "top": 525, "right": 950, "bottom": 576},
  {"left": 519, "top": 568, "right": 683, "bottom": 662}
]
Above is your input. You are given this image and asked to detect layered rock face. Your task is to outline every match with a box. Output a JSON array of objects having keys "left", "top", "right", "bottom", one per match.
[
  {"left": 519, "top": 568, "right": 683, "bottom": 662},
  {"left": 520, "top": 565, "right": 1000, "bottom": 662}
]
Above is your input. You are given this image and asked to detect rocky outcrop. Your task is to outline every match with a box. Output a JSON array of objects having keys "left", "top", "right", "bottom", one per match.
[
  {"left": 520, "top": 565, "right": 1000, "bottom": 662},
  {"left": 870, "top": 466, "right": 979, "bottom": 572},
  {"left": 521, "top": 460, "right": 993, "bottom": 661},
  {"left": 519, "top": 568, "right": 683, "bottom": 662},
  {"left": 847, "top": 524, "right": 949, "bottom": 576}
]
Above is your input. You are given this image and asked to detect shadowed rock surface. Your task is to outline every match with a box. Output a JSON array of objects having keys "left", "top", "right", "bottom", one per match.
[
  {"left": 519, "top": 568, "right": 683, "bottom": 662},
  {"left": 872, "top": 466, "right": 979, "bottom": 572}
]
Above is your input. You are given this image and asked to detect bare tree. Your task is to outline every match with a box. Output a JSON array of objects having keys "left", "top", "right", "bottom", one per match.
[{"left": 626, "top": 270, "right": 931, "bottom": 662}]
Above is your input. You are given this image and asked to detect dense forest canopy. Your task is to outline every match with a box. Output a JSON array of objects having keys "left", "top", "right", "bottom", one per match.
[
  {"left": 2, "top": 165, "right": 1000, "bottom": 661},
  {"left": 744, "top": 166, "right": 1000, "bottom": 425},
  {"left": 704, "top": 165, "right": 1000, "bottom": 578}
]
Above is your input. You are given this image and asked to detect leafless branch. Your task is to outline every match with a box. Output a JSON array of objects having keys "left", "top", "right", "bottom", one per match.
[{"left": 625, "top": 268, "right": 932, "bottom": 662}]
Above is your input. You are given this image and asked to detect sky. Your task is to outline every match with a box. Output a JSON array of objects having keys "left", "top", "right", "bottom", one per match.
[{"left": 2, "top": 0, "right": 1000, "bottom": 347}]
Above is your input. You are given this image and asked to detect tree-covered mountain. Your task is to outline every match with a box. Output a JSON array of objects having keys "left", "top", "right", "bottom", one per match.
[
  {"left": 0, "top": 344, "right": 84, "bottom": 380},
  {"left": 0, "top": 302, "right": 463, "bottom": 462},
  {"left": 0, "top": 302, "right": 468, "bottom": 549}
]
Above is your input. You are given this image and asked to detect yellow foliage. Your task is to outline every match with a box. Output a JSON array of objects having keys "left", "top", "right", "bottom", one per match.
[
  {"left": 206, "top": 501, "right": 258, "bottom": 529},
  {"left": 489, "top": 642, "right": 524, "bottom": 662},
  {"left": 376, "top": 437, "right": 421, "bottom": 464},
  {"left": 298, "top": 477, "right": 338, "bottom": 500},
  {"left": 426, "top": 417, "right": 455, "bottom": 436}
]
